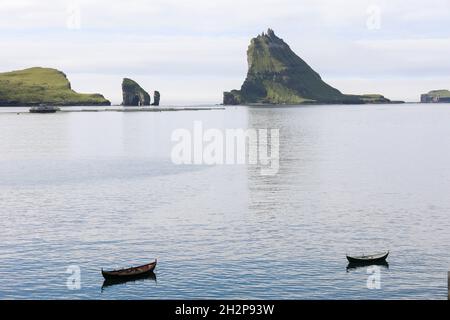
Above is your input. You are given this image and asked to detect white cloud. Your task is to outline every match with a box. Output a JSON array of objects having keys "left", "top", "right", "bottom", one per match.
[{"left": 1, "top": 0, "right": 448, "bottom": 32}]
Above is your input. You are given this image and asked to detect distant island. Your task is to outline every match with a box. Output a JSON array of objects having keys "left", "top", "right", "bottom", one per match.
[
  {"left": 0, "top": 67, "right": 110, "bottom": 106},
  {"left": 420, "top": 90, "right": 450, "bottom": 103},
  {"left": 224, "top": 29, "right": 402, "bottom": 106},
  {"left": 1, "top": 39, "right": 444, "bottom": 108},
  {"left": 122, "top": 78, "right": 160, "bottom": 106}
]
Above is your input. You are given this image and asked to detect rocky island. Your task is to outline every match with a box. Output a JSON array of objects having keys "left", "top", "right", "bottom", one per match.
[
  {"left": 152, "top": 91, "right": 160, "bottom": 106},
  {"left": 122, "top": 78, "right": 161, "bottom": 106},
  {"left": 224, "top": 29, "right": 398, "bottom": 105},
  {"left": 0, "top": 67, "right": 110, "bottom": 106},
  {"left": 122, "top": 78, "right": 151, "bottom": 106},
  {"left": 420, "top": 90, "right": 450, "bottom": 103}
]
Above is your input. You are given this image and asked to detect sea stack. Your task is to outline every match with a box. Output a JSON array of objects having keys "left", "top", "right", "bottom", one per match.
[
  {"left": 122, "top": 78, "right": 151, "bottom": 106},
  {"left": 152, "top": 91, "right": 160, "bottom": 106},
  {"left": 224, "top": 29, "right": 395, "bottom": 105}
]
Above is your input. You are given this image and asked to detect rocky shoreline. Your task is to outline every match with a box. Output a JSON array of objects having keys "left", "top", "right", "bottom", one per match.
[{"left": 4, "top": 106, "right": 224, "bottom": 114}]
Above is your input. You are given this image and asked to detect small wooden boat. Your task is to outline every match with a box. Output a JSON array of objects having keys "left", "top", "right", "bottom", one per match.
[
  {"left": 101, "top": 259, "right": 157, "bottom": 280},
  {"left": 346, "top": 251, "right": 389, "bottom": 264},
  {"left": 29, "top": 105, "right": 60, "bottom": 113}
]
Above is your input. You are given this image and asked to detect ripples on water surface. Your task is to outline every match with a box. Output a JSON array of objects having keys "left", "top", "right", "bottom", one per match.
[{"left": 0, "top": 104, "right": 449, "bottom": 299}]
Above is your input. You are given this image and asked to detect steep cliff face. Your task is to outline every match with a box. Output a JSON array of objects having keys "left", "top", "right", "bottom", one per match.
[
  {"left": 0, "top": 67, "right": 111, "bottom": 106},
  {"left": 122, "top": 78, "right": 151, "bottom": 106},
  {"left": 421, "top": 90, "right": 450, "bottom": 103},
  {"left": 224, "top": 29, "right": 395, "bottom": 105}
]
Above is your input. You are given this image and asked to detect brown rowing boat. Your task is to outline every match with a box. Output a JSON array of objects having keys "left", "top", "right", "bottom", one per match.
[
  {"left": 346, "top": 251, "right": 389, "bottom": 264},
  {"left": 101, "top": 259, "right": 157, "bottom": 280}
]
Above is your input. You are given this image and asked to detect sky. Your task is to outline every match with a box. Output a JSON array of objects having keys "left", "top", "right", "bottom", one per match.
[{"left": 0, "top": 0, "right": 449, "bottom": 105}]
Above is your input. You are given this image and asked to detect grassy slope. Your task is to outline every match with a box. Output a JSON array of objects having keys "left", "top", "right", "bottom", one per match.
[
  {"left": 0, "top": 67, "right": 110, "bottom": 106},
  {"left": 225, "top": 30, "right": 394, "bottom": 105},
  {"left": 241, "top": 31, "right": 345, "bottom": 104},
  {"left": 426, "top": 90, "right": 450, "bottom": 98},
  {"left": 122, "top": 78, "right": 150, "bottom": 97}
]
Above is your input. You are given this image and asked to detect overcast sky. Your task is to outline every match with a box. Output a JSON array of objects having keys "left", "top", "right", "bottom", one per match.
[{"left": 1, "top": 0, "right": 449, "bottom": 104}]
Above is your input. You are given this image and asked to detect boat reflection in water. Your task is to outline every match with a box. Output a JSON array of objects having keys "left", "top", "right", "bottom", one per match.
[
  {"left": 101, "top": 272, "right": 157, "bottom": 291},
  {"left": 346, "top": 261, "right": 389, "bottom": 272}
]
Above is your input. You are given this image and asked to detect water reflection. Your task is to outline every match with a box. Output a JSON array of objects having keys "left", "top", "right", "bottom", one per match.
[
  {"left": 101, "top": 272, "right": 157, "bottom": 292},
  {"left": 346, "top": 261, "right": 389, "bottom": 272}
]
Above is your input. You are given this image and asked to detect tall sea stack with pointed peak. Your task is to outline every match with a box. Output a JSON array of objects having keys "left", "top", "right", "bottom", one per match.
[
  {"left": 122, "top": 78, "right": 151, "bottom": 106},
  {"left": 224, "top": 29, "right": 395, "bottom": 105}
]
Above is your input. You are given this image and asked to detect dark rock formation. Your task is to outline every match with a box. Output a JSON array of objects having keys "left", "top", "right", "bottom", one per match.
[
  {"left": 122, "top": 78, "right": 151, "bottom": 106},
  {"left": 152, "top": 91, "right": 160, "bottom": 106},
  {"left": 224, "top": 90, "right": 241, "bottom": 105},
  {"left": 421, "top": 90, "right": 450, "bottom": 103},
  {"left": 224, "top": 29, "right": 399, "bottom": 105},
  {"left": 0, "top": 67, "right": 111, "bottom": 106}
]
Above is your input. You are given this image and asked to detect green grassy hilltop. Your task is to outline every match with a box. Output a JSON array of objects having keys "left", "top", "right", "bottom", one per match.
[
  {"left": 224, "top": 29, "right": 396, "bottom": 105},
  {"left": 0, "top": 67, "right": 110, "bottom": 106},
  {"left": 420, "top": 89, "right": 450, "bottom": 103},
  {"left": 427, "top": 90, "right": 450, "bottom": 97}
]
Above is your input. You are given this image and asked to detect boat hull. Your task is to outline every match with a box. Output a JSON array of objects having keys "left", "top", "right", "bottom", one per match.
[
  {"left": 346, "top": 252, "right": 389, "bottom": 264},
  {"left": 101, "top": 260, "right": 157, "bottom": 280},
  {"left": 29, "top": 110, "right": 58, "bottom": 113}
]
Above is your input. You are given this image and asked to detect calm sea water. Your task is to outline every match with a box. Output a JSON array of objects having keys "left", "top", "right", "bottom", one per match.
[{"left": 0, "top": 104, "right": 449, "bottom": 300}]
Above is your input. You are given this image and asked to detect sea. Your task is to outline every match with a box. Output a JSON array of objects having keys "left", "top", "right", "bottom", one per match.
[{"left": 0, "top": 103, "right": 449, "bottom": 299}]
